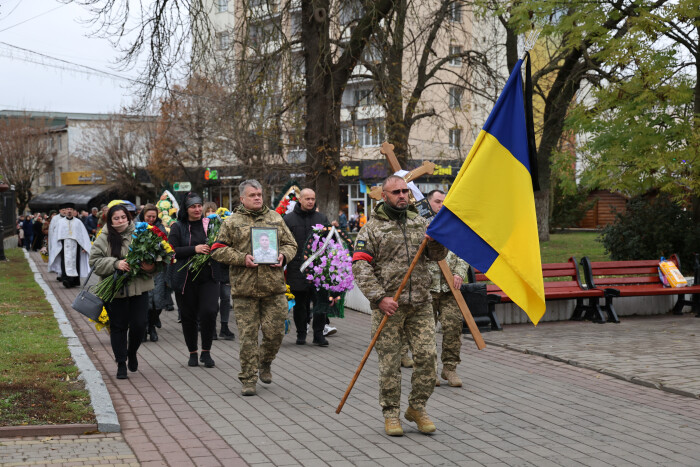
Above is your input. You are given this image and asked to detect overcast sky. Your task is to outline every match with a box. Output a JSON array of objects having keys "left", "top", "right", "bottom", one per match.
[{"left": 0, "top": 0, "right": 148, "bottom": 114}]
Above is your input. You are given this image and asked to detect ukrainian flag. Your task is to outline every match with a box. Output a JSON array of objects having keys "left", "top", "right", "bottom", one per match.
[{"left": 427, "top": 59, "right": 545, "bottom": 325}]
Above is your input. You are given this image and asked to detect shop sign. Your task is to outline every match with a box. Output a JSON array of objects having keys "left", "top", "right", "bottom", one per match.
[
  {"left": 433, "top": 164, "right": 453, "bottom": 176},
  {"left": 173, "top": 181, "right": 192, "bottom": 192},
  {"left": 61, "top": 171, "right": 106, "bottom": 185},
  {"left": 204, "top": 168, "right": 218, "bottom": 181},
  {"left": 340, "top": 165, "right": 360, "bottom": 177}
]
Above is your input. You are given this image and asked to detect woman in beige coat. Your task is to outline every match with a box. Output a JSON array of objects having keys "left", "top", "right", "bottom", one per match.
[{"left": 89, "top": 204, "right": 155, "bottom": 379}]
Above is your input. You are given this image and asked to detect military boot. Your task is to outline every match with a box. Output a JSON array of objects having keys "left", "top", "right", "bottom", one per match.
[
  {"left": 384, "top": 417, "right": 403, "bottom": 436},
  {"left": 404, "top": 407, "right": 436, "bottom": 434},
  {"left": 241, "top": 382, "right": 256, "bottom": 396},
  {"left": 259, "top": 364, "right": 272, "bottom": 384},
  {"left": 441, "top": 369, "right": 463, "bottom": 387},
  {"left": 400, "top": 356, "right": 414, "bottom": 368}
]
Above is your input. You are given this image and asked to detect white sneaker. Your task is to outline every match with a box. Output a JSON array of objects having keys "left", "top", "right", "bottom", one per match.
[{"left": 323, "top": 324, "right": 337, "bottom": 336}]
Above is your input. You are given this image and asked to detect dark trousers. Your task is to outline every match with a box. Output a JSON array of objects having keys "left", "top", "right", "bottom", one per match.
[
  {"left": 292, "top": 289, "right": 325, "bottom": 338},
  {"left": 106, "top": 292, "right": 149, "bottom": 363},
  {"left": 175, "top": 280, "right": 218, "bottom": 352}
]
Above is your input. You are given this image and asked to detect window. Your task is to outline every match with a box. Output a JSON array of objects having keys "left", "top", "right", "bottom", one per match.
[
  {"left": 448, "top": 87, "right": 463, "bottom": 109},
  {"left": 218, "top": 32, "right": 230, "bottom": 50},
  {"left": 217, "top": 0, "right": 228, "bottom": 13},
  {"left": 449, "top": 45, "right": 462, "bottom": 66},
  {"left": 449, "top": 128, "right": 461, "bottom": 149},
  {"left": 448, "top": 2, "right": 462, "bottom": 22},
  {"left": 354, "top": 88, "right": 376, "bottom": 106},
  {"left": 341, "top": 126, "right": 354, "bottom": 147},
  {"left": 357, "top": 121, "right": 384, "bottom": 148}
]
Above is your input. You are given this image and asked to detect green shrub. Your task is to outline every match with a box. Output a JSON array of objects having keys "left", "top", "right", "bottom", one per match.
[
  {"left": 551, "top": 185, "right": 595, "bottom": 230},
  {"left": 599, "top": 194, "right": 700, "bottom": 274}
]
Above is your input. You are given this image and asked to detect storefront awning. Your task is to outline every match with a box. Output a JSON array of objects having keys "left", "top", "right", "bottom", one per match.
[{"left": 28, "top": 185, "right": 119, "bottom": 212}]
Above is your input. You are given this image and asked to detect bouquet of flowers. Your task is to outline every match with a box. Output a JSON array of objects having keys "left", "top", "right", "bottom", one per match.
[
  {"left": 89, "top": 307, "right": 110, "bottom": 332},
  {"left": 284, "top": 284, "right": 296, "bottom": 334},
  {"left": 301, "top": 224, "right": 354, "bottom": 317},
  {"left": 156, "top": 191, "right": 179, "bottom": 232},
  {"left": 178, "top": 213, "right": 225, "bottom": 280},
  {"left": 94, "top": 222, "right": 175, "bottom": 302},
  {"left": 39, "top": 245, "right": 49, "bottom": 263}
]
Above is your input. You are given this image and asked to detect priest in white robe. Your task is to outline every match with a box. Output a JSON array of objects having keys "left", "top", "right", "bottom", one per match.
[{"left": 48, "top": 203, "right": 92, "bottom": 288}]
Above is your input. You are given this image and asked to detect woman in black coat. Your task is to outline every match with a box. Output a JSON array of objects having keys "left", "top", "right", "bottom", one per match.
[{"left": 168, "top": 193, "right": 220, "bottom": 368}]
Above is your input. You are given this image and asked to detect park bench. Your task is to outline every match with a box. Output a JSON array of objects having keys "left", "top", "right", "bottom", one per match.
[
  {"left": 465, "top": 257, "right": 607, "bottom": 330},
  {"left": 579, "top": 254, "right": 700, "bottom": 322}
]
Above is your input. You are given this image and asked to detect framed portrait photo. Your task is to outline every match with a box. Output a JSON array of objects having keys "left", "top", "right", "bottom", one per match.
[{"left": 251, "top": 227, "right": 279, "bottom": 264}]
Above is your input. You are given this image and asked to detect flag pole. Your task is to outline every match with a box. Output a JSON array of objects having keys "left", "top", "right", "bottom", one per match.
[{"left": 336, "top": 236, "right": 429, "bottom": 414}]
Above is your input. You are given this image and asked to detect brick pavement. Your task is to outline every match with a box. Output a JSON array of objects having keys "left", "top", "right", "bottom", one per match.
[
  {"left": 483, "top": 313, "right": 700, "bottom": 398},
  {"left": 2, "top": 251, "right": 700, "bottom": 466}
]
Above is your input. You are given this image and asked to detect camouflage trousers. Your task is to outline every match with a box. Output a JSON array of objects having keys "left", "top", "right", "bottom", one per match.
[
  {"left": 433, "top": 291, "right": 462, "bottom": 371},
  {"left": 372, "top": 302, "right": 437, "bottom": 419},
  {"left": 233, "top": 294, "right": 287, "bottom": 384}
]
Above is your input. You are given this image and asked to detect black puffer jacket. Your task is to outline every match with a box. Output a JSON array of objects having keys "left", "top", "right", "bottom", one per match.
[{"left": 283, "top": 202, "right": 328, "bottom": 290}]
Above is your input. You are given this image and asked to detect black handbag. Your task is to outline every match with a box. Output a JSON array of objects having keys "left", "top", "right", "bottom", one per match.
[{"left": 71, "top": 270, "right": 104, "bottom": 321}]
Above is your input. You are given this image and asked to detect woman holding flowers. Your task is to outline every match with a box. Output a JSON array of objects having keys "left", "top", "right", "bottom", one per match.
[
  {"left": 142, "top": 203, "right": 170, "bottom": 342},
  {"left": 169, "top": 193, "right": 219, "bottom": 368},
  {"left": 89, "top": 204, "right": 155, "bottom": 380}
]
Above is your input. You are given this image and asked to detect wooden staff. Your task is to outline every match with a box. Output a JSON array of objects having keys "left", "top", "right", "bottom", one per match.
[
  {"left": 336, "top": 237, "right": 429, "bottom": 414},
  {"left": 438, "top": 261, "right": 486, "bottom": 350}
]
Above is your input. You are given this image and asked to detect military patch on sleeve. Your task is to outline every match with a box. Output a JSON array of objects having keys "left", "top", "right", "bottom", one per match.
[{"left": 355, "top": 240, "right": 365, "bottom": 249}]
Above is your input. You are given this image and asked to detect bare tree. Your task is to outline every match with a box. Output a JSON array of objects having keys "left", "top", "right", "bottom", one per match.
[
  {"left": 357, "top": 0, "right": 504, "bottom": 166},
  {"left": 66, "top": 0, "right": 396, "bottom": 218},
  {"left": 74, "top": 114, "right": 158, "bottom": 200},
  {"left": 0, "top": 115, "right": 52, "bottom": 213},
  {"left": 150, "top": 76, "right": 233, "bottom": 193}
]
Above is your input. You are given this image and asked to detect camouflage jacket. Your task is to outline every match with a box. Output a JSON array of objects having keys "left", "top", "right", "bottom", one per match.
[
  {"left": 211, "top": 205, "right": 297, "bottom": 298},
  {"left": 352, "top": 203, "right": 447, "bottom": 306},
  {"left": 428, "top": 250, "right": 469, "bottom": 294}
]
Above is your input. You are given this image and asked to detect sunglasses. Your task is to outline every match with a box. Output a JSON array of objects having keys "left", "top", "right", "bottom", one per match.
[{"left": 384, "top": 188, "right": 411, "bottom": 195}]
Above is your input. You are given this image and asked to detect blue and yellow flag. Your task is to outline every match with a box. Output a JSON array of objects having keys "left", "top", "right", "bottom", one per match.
[{"left": 427, "top": 59, "right": 545, "bottom": 325}]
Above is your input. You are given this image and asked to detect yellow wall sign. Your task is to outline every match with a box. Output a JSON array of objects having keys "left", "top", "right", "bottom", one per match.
[
  {"left": 341, "top": 165, "right": 360, "bottom": 177},
  {"left": 61, "top": 171, "right": 106, "bottom": 185},
  {"left": 433, "top": 165, "right": 453, "bottom": 176}
]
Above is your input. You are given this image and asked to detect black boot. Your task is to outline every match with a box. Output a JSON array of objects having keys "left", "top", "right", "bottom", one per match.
[
  {"left": 149, "top": 325, "right": 158, "bottom": 342},
  {"left": 219, "top": 323, "right": 235, "bottom": 341},
  {"left": 312, "top": 332, "right": 328, "bottom": 347},
  {"left": 116, "top": 362, "right": 127, "bottom": 379},
  {"left": 296, "top": 333, "right": 307, "bottom": 345}
]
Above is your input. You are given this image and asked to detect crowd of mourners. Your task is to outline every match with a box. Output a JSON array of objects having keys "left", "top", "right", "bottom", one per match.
[{"left": 26, "top": 175, "right": 466, "bottom": 436}]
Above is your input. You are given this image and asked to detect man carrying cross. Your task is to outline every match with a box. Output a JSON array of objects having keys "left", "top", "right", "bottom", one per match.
[{"left": 352, "top": 175, "right": 447, "bottom": 436}]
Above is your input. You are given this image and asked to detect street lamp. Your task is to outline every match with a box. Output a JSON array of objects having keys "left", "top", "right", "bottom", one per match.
[{"left": 0, "top": 181, "right": 9, "bottom": 261}]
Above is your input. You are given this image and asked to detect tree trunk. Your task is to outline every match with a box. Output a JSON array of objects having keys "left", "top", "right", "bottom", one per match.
[
  {"left": 384, "top": 1, "right": 408, "bottom": 167},
  {"left": 302, "top": 0, "right": 339, "bottom": 221}
]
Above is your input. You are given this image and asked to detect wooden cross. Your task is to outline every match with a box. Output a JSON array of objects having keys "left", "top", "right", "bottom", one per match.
[{"left": 372, "top": 142, "right": 485, "bottom": 350}]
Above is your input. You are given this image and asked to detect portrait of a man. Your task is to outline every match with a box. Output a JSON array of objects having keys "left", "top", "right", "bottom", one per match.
[{"left": 252, "top": 228, "right": 279, "bottom": 264}]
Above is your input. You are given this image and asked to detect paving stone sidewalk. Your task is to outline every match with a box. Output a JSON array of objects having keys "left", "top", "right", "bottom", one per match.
[
  {"left": 2, "top": 251, "right": 700, "bottom": 466},
  {"left": 483, "top": 313, "right": 700, "bottom": 398}
]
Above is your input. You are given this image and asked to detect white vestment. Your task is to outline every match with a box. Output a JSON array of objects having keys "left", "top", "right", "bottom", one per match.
[{"left": 48, "top": 216, "right": 92, "bottom": 277}]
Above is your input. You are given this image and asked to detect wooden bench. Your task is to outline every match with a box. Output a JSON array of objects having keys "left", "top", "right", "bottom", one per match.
[
  {"left": 580, "top": 254, "right": 700, "bottom": 322},
  {"left": 467, "top": 257, "right": 607, "bottom": 328}
]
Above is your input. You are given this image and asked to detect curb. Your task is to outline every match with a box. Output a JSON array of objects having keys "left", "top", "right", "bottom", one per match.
[
  {"left": 23, "top": 250, "right": 121, "bottom": 433},
  {"left": 485, "top": 339, "right": 700, "bottom": 399},
  {"left": 0, "top": 424, "right": 99, "bottom": 438}
]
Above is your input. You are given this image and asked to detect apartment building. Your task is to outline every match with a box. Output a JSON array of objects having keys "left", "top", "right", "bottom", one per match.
[{"left": 202, "top": 0, "right": 501, "bottom": 217}]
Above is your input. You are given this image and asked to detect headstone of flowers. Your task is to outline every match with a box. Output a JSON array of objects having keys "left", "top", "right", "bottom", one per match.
[
  {"left": 94, "top": 222, "right": 176, "bottom": 302},
  {"left": 156, "top": 190, "right": 179, "bottom": 232},
  {"left": 301, "top": 224, "right": 354, "bottom": 318},
  {"left": 177, "top": 211, "right": 228, "bottom": 280}
]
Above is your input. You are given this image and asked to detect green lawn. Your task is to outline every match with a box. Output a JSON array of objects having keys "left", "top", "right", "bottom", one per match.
[
  {"left": 540, "top": 231, "right": 609, "bottom": 264},
  {"left": 0, "top": 248, "right": 95, "bottom": 426}
]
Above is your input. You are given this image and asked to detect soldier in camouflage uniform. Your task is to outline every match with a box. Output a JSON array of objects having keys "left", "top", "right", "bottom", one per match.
[
  {"left": 211, "top": 180, "right": 297, "bottom": 396},
  {"left": 352, "top": 175, "right": 447, "bottom": 436},
  {"left": 426, "top": 190, "right": 469, "bottom": 388}
]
